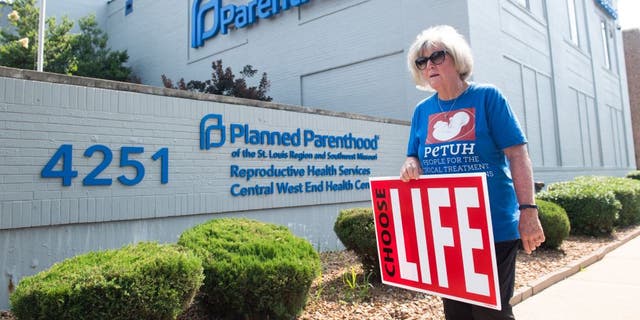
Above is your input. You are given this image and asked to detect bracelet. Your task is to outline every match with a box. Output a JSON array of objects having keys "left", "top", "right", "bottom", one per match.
[{"left": 518, "top": 204, "right": 538, "bottom": 210}]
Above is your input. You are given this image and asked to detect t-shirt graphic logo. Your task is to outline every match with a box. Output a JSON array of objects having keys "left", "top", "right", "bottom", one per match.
[{"left": 426, "top": 108, "right": 476, "bottom": 143}]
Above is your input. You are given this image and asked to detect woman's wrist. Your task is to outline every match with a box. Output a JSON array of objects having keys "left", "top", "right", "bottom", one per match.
[{"left": 518, "top": 204, "right": 538, "bottom": 211}]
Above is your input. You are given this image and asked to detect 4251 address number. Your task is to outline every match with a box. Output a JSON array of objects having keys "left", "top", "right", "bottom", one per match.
[{"left": 41, "top": 144, "right": 169, "bottom": 186}]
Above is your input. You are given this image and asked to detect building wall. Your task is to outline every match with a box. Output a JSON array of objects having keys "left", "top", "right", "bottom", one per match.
[
  {"left": 468, "top": 0, "right": 559, "bottom": 175},
  {"left": 45, "top": 0, "right": 108, "bottom": 30},
  {"left": 102, "top": 0, "right": 472, "bottom": 120},
  {"left": 468, "top": 0, "right": 634, "bottom": 182},
  {"left": 100, "top": 0, "right": 635, "bottom": 182},
  {"left": 0, "top": 66, "right": 408, "bottom": 308},
  {"left": 623, "top": 29, "right": 640, "bottom": 169}
]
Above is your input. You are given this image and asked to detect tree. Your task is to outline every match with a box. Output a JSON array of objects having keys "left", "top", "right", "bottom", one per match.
[
  {"left": 162, "top": 60, "right": 272, "bottom": 102},
  {"left": 0, "top": 0, "right": 132, "bottom": 81},
  {"left": 71, "top": 15, "right": 131, "bottom": 81},
  {"left": 1, "top": 0, "right": 60, "bottom": 70}
]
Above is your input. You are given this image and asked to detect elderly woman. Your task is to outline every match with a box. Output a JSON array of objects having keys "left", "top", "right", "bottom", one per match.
[{"left": 400, "top": 25, "right": 545, "bottom": 319}]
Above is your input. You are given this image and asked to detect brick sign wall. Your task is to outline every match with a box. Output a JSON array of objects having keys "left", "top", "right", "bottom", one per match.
[{"left": 0, "top": 67, "right": 408, "bottom": 308}]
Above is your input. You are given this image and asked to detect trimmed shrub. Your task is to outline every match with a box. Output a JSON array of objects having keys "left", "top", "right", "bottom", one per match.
[
  {"left": 575, "top": 176, "right": 640, "bottom": 226},
  {"left": 626, "top": 170, "right": 640, "bottom": 181},
  {"left": 10, "top": 242, "right": 204, "bottom": 320},
  {"left": 539, "top": 180, "right": 620, "bottom": 236},
  {"left": 178, "top": 218, "right": 320, "bottom": 320},
  {"left": 333, "top": 208, "right": 380, "bottom": 282},
  {"left": 536, "top": 199, "right": 570, "bottom": 249}
]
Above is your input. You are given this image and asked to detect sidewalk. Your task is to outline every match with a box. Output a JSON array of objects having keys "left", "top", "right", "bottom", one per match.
[{"left": 512, "top": 229, "right": 640, "bottom": 320}]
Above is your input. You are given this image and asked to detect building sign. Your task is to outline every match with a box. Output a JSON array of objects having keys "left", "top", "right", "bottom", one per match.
[
  {"left": 201, "top": 114, "right": 378, "bottom": 196},
  {"left": 191, "top": 0, "right": 313, "bottom": 48},
  {"left": 40, "top": 113, "right": 379, "bottom": 198},
  {"left": 595, "top": 0, "right": 618, "bottom": 19},
  {"left": 369, "top": 173, "right": 501, "bottom": 310}
]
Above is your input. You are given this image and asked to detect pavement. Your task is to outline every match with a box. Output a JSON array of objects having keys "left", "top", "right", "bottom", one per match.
[{"left": 511, "top": 228, "right": 640, "bottom": 320}]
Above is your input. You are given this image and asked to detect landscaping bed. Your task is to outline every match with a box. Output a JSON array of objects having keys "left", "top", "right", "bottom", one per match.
[{"left": 2, "top": 226, "right": 638, "bottom": 320}]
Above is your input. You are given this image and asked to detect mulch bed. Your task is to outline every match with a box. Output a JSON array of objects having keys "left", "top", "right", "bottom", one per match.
[{"left": 2, "top": 226, "right": 638, "bottom": 320}]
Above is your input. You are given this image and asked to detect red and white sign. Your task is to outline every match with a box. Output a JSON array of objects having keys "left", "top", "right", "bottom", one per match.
[{"left": 369, "top": 173, "right": 501, "bottom": 310}]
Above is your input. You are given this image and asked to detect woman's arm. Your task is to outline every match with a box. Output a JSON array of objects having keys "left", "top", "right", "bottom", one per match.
[{"left": 504, "top": 144, "right": 545, "bottom": 254}]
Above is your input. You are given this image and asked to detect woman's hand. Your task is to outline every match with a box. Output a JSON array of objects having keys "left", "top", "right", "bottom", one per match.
[
  {"left": 400, "top": 157, "right": 422, "bottom": 182},
  {"left": 519, "top": 209, "right": 545, "bottom": 254}
]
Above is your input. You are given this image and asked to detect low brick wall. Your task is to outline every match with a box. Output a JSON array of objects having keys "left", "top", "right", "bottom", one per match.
[{"left": 0, "top": 66, "right": 409, "bottom": 309}]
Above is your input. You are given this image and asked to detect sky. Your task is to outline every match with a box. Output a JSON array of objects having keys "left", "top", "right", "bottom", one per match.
[{"left": 617, "top": 0, "right": 640, "bottom": 30}]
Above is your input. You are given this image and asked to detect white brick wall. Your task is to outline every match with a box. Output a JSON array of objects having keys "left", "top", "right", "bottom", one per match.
[
  {"left": 0, "top": 74, "right": 408, "bottom": 228},
  {"left": 0, "top": 68, "right": 409, "bottom": 308}
]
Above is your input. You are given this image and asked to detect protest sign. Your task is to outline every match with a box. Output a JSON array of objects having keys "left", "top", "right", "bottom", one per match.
[{"left": 369, "top": 173, "right": 500, "bottom": 310}]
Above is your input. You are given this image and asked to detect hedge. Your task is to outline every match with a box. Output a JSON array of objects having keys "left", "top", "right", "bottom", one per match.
[
  {"left": 333, "top": 207, "right": 379, "bottom": 282},
  {"left": 539, "top": 180, "right": 620, "bottom": 236},
  {"left": 626, "top": 170, "right": 640, "bottom": 181},
  {"left": 10, "top": 242, "right": 204, "bottom": 320},
  {"left": 178, "top": 218, "right": 320, "bottom": 320},
  {"left": 536, "top": 199, "right": 570, "bottom": 249},
  {"left": 574, "top": 176, "right": 640, "bottom": 226}
]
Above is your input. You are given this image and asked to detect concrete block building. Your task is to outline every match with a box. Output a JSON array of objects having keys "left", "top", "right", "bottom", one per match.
[{"left": 92, "top": 0, "right": 635, "bottom": 181}]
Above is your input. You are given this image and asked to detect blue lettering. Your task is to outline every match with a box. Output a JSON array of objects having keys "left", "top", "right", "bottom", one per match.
[
  {"left": 230, "top": 182, "right": 274, "bottom": 196},
  {"left": 248, "top": 0, "right": 258, "bottom": 24},
  {"left": 200, "top": 115, "right": 378, "bottom": 150},
  {"left": 355, "top": 179, "right": 370, "bottom": 190},
  {"left": 230, "top": 123, "right": 246, "bottom": 143},
  {"left": 276, "top": 182, "right": 303, "bottom": 194},
  {"left": 235, "top": 5, "right": 249, "bottom": 28},
  {"left": 271, "top": 0, "right": 281, "bottom": 14},
  {"left": 303, "top": 130, "right": 315, "bottom": 146},
  {"left": 192, "top": 0, "right": 314, "bottom": 48},
  {"left": 304, "top": 181, "right": 323, "bottom": 193},
  {"left": 257, "top": 0, "right": 273, "bottom": 19},
  {"left": 220, "top": 4, "right": 236, "bottom": 35}
]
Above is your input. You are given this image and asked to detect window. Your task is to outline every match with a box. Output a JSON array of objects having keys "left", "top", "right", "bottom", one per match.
[
  {"left": 600, "top": 20, "right": 611, "bottom": 70},
  {"left": 567, "top": 0, "right": 578, "bottom": 46}
]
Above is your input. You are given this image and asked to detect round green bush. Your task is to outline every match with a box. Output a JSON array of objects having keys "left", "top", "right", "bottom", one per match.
[
  {"left": 536, "top": 199, "right": 570, "bottom": 249},
  {"left": 10, "top": 242, "right": 204, "bottom": 320},
  {"left": 178, "top": 218, "right": 320, "bottom": 320},
  {"left": 333, "top": 207, "right": 380, "bottom": 282}
]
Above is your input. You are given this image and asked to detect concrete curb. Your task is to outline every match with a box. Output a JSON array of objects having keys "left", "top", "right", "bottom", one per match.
[{"left": 509, "top": 227, "right": 640, "bottom": 306}]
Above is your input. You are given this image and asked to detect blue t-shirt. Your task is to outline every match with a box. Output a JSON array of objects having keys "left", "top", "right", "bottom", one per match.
[{"left": 407, "top": 82, "right": 526, "bottom": 242}]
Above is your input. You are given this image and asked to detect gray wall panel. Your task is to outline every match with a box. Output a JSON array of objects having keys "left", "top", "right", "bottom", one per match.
[
  {"left": 601, "top": 105, "right": 616, "bottom": 167},
  {"left": 301, "top": 52, "right": 406, "bottom": 118},
  {"left": 522, "top": 67, "right": 543, "bottom": 166},
  {"left": 536, "top": 74, "right": 558, "bottom": 167}
]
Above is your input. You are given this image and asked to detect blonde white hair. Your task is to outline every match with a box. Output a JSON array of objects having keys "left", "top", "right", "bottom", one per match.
[{"left": 407, "top": 25, "right": 474, "bottom": 91}]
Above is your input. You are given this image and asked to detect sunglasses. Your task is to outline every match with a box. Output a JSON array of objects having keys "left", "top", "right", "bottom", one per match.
[{"left": 415, "top": 50, "right": 447, "bottom": 70}]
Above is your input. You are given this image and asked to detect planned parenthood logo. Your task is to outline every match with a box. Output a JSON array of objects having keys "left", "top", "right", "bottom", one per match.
[
  {"left": 191, "top": 0, "right": 312, "bottom": 48},
  {"left": 200, "top": 114, "right": 225, "bottom": 149}
]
